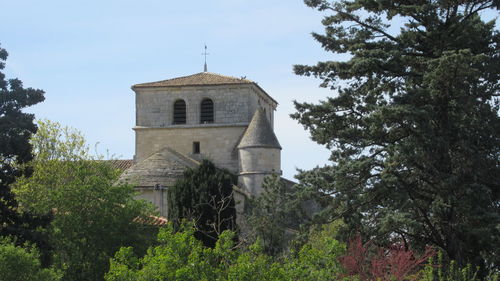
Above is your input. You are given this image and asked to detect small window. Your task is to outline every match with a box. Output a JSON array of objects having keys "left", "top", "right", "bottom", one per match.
[
  {"left": 200, "top": 98, "right": 214, "bottom": 124},
  {"left": 193, "top": 142, "right": 200, "bottom": 154},
  {"left": 173, "top": 100, "right": 186, "bottom": 124}
]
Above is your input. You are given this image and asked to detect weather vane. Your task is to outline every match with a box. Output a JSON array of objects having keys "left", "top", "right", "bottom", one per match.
[{"left": 202, "top": 45, "right": 209, "bottom": 72}]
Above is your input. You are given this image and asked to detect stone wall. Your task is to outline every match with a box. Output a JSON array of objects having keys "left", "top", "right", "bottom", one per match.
[
  {"left": 134, "top": 126, "right": 247, "bottom": 172},
  {"left": 128, "top": 76, "right": 284, "bottom": 218},
  {"left": 238, "top": 147, "right": 281, "bottom": 174},
  {"left": 238, "top": 147, "right": 281, "bottom": 194},
  {"left": 134, "top": 187, "right": 168, "bottom": 217},
  {"left": 135, "top": 84, "right": 276, "bottom": 128},
  {"left": 133, "top": 83, "right": 279, "bottom": 174}
]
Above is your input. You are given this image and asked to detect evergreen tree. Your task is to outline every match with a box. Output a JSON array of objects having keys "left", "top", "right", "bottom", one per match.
[
  {"left": 246, "top": 174, "right": 310, "bottom": 256},
  {"left": 167, "top": 160, "right": 237, "bottom": 247},
  {"left": 292, "top": 0, "right": 499, "bottom": 271},
  {"left": 0, "top": 44, "right": 51, "bottom": 264}
]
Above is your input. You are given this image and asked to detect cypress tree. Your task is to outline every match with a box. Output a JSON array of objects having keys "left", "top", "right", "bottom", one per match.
[{"left": 167, "top": 160, "right": 237, "bottom": 247}]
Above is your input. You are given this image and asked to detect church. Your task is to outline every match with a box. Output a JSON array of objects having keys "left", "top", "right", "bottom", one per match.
[{"left": 117, "top": 71, "right": 287, "bottom": 217}]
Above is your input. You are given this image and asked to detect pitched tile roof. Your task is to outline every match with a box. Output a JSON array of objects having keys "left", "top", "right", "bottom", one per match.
[
  {"left": 116, "top": 147, "right": 199, "bottom": 188},
  {"left": 108, "top": 159, "right": 134, "bottom": 171},
  {"left": 132, "top": 72, "right": 253, "bottom": 88},
  {"left": 132, "top": 72, "right": 278, "bottom": 104},
  {"left": 133, "top": 215, "right": 168, "bottom": 226},
  {"left": 238, "top": 108, "right": 281, "bottom": 149}
]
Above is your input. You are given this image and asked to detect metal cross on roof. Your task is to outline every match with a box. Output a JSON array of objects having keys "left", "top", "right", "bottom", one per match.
[{"left": 202, "top": 45, "right": 209, "bottom": 72}]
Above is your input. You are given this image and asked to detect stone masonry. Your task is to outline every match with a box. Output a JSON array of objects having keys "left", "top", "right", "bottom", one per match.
[{"left": 118, "top": 72, "right": 283, "bottom": 217}]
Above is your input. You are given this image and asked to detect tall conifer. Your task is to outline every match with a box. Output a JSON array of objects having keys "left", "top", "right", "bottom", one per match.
[{"left": 293, "top": 0, "right": 499, "bottom": 270}]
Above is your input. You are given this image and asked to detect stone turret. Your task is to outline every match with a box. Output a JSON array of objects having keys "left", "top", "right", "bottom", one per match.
[{"left": 237, "top": 108, "right": 281, "bottom": 195}]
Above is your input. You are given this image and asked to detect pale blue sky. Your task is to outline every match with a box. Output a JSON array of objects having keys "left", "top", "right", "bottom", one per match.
[
  {"left": 1, "top": 0, "right": 337, "bottom": 179},
  {"left": 2, "top": 1, "right": 497, "bottom": 179}
]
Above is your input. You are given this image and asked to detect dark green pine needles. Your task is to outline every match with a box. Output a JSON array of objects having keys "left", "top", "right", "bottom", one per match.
[
  {"left": 0, "top": 43, "right": 51, "bottom": 265},
  {"left": 292, "top": 0, "right": 500, "bottom": 273}
]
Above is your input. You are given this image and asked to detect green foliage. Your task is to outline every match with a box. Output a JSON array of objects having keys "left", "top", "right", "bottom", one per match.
[
  {"left": 14, "top": 120, "right": 156, "bottom": 281},
  {"left": 167, "top": 159, "right": 237, "bottom": 247},
  {"left": 107, "top": 221, "right": 500, "bottom": 281},
  {"left": 106, "top": 224, "right": 278, "bottom": 281},
  {"left": 0, "top": 43, "right": 51, "bottom": 264},
  {"left": 282, "top": 222, "right": 347, "bottom": 281},
  {"left": 30, "top": 118, "right": 90, "bottom": 162},
  {"left": 418, "top": 252, "right": 500, "bottom": 281},
  {"left": 106, "top": 223, "right": 225, "bottom": 281},
  {"left": 293, "top": 0, "right": 500, "bottom": 272},
  {"left": 226, "top": 240, "right": 284, "bottom": 281},
  {"left": 246, "top": 174, "right": 311, "bottom": 256},
  {"left": 0, "top": 238, "right": 60, "bottom": 281},
  {"left": 106, "top": 221, "right": 348, "bottom": 281}
]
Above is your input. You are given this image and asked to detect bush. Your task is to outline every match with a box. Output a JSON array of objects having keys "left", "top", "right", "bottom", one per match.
[
  {"left": 0, "top": 238, "right": 60, "bottom": 281},
  {"left": 419, "top": 252, "right": 500, "bottom": 281}
]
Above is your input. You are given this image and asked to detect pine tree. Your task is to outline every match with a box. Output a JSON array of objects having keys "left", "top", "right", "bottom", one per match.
[
  {"left": 292, "top": 0, "right": 499, "bottom": 271},
  {"left": 0, "top": 44, "right": 51, "bottom": 264}
]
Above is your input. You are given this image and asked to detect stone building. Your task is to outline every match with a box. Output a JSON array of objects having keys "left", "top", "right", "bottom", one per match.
[{"left": 118, "top": 71, "right": 284, "bottom": 216}]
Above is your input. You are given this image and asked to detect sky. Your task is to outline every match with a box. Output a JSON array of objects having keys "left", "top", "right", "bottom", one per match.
[
  {"left": 3, "top": 1, "right": 496, "bottom": 180},
  {"left": 1, "top": 0, "right": 337, "bottom": 179}
]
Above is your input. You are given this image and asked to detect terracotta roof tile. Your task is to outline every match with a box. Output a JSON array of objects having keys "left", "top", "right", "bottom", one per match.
[
  {"left": 133, "top": 215, "right": 168, "bottom": 226},
  {"left": 132, "top": 72, "right": 278, "bottom": 105},
  {"left": 108, "top": 159, "right": 134, "bottom": 171},
  {"left": 132, "top": 72, "right": 253, "bottom": 88}
]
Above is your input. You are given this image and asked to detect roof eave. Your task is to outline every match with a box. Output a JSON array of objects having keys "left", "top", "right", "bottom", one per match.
[
  {"left": 249, "top": 83, "right": 278, "bottom": 106},
  {"left": 132, "top": 82, "right": 253, "bottom": 90}
]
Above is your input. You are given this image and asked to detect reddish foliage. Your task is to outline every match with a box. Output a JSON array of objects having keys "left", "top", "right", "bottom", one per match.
[
  {"left": 339, "top": 234, "right": 436, "bottom": 281},
  {"left": 338, "top": 235, "right": 371, "bottom": 280}
]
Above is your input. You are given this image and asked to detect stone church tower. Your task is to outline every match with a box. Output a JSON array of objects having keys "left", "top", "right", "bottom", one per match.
[{"left": 118, "top": 71, "right": 282, "bottom": 216}]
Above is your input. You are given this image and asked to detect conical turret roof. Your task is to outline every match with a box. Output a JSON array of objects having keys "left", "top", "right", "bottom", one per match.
[{"left": 237, "top": 109, "right": 281, "bottom": 149}]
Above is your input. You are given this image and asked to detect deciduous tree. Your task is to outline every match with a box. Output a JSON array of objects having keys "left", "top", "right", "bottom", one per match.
[
  {"left": 0, "top": 238, "right": 60, "bottom": 281},
  {"left": 14, "top": 120, "right": 156, "bottom": 281}
]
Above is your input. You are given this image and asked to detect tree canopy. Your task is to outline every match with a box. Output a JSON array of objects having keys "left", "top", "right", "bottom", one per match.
[
  {"left": 0, "top": 238, "right": 60, "bottom": 281},
  {"left": 106, "top": 221, "right": 481, "bottom": 281},
  {"left": 167, "top": 160, "right": 237, "bottom": 247},
  {"left": 0, "top": 43, "right": 51, "bottom": 263},
  {"left": 246, "top": 174, "right": 312, "bottom": 256},
  {"left": 14, "top": 120, "right": 156, "bottom": 281},
  {"left": 292, "top": 0, "right": 500, "bottom": 271}
]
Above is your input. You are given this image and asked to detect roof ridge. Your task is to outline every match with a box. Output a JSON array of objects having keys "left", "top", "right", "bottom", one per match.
[
  {"left": 202, "top": 72, "right": 254, "bottom": 83},
  {"left": 161, "top": 146, "right": 200, "bottom": 166}
]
